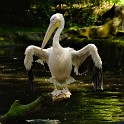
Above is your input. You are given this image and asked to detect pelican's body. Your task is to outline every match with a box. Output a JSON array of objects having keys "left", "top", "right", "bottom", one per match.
[
  {"left": 48, "top": 47, "right": 72, "bottom": 83},
  {"left": 24, "top": 13, "right": 103, "bottom": 97}
]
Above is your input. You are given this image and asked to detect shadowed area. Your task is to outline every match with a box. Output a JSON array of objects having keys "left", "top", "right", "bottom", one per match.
[{"left": 0, "top": 45, "right": 124, "bottom": 124}]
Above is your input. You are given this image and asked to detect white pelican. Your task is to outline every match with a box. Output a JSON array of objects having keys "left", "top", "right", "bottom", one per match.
[{"left": 24, "top": 13, "right": 103, "bottom": 97}]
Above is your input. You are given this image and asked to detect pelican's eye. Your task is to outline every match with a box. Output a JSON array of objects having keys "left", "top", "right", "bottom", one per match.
[{"left": 51, "top": 17, "right": 56, "bottom": 23}]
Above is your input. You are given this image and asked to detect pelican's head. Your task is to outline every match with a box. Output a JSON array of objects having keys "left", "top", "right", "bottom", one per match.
[{"left": 41, "top": 13, "right": 65, "bottom": 49}]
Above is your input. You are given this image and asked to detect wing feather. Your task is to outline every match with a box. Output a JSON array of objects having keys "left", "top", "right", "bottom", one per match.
[
  {"left": 71, "top": 44, "right": 103, "bottom": 90},
  {"left": 24, "top": 45, "right": 50, "bottom": 90},
  {"left": 24, "top": 45, "right": 50, "bottom": 70}
]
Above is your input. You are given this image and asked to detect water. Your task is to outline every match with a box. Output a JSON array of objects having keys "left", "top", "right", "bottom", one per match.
[{"left": 0, "top": 45, "right": 124, "bottom": 124}]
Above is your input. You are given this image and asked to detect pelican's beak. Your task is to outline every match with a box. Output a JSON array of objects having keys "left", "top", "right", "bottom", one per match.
[{"left": 41, "top": 20, "right": 60, "bottom": 49}]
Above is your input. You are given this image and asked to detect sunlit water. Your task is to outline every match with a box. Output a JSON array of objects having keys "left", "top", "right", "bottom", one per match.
[{"left": 0, "top": 45, "right": 124, "bottom": 124}]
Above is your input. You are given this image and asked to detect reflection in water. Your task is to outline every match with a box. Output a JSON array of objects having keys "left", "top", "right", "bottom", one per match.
[{"left": 0, "top": 45, "right": 124, "bottom": 124}]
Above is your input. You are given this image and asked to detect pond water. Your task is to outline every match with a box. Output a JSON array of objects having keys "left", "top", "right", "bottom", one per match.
[{"left": 0, "top": 45, "right": 124, "bottom": 124}]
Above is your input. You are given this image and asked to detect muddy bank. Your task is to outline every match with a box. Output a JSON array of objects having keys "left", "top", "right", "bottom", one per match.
[
  {"left": 0, "top": 32, "right": 45, "bottom": 46},
  {"left": 0, "top": 30, "right": 124, "bottom": 46}
]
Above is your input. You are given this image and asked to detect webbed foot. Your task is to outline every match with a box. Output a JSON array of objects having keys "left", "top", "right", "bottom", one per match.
[
  {"left": 51, "top": 89, "right": 62, "bottom": 96},
  {"left": 62, "top": 88, "right": 71, "bottom": 97}
]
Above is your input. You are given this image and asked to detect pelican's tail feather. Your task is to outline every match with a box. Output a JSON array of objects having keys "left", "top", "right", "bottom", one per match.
[
  {"left": 48, "top": 76, "right": 76, "bottom": 87},
  {"left": 66, "top": 76, "right": 76, "bottom": 84}
]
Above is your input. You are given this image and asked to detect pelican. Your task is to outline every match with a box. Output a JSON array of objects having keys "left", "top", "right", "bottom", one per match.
[{"left": 24, "top": 13, "right": 103, "bottom": 97}]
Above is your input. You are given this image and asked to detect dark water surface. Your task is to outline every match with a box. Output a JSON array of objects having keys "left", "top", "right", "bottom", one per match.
[{"left": 0, "top": 45, "right": 124, "bottom": 124}]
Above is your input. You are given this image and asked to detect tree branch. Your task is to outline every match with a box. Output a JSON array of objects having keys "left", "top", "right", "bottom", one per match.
[{"left": 0, "top": 93, "right": 70, "bottom": 123}]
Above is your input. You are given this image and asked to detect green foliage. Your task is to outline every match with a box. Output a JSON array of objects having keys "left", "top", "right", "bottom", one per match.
[
  {"left": 29, "top": 0, "right": 53, "bottom": 25},
  {"left": 66, "top": 6, "right": 97, "bottom": 27},
  {"left": 0, "top": 0, "right": 121, "bottom": 30}
]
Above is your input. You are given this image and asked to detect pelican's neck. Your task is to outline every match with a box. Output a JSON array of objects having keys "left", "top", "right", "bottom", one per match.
[{"left": 53, "top": 28, "right": 62, "bottom": 48}]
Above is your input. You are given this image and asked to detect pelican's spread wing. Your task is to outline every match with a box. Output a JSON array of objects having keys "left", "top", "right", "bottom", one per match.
[
  {"left": 24, "top": 45, "right": 50, "bottom": 89},
  {"left": 24, "top": 45, "right": 50, "bottom": 70},
  {"left": 71, "top": 44, "right": 103, "bottom": 90}
]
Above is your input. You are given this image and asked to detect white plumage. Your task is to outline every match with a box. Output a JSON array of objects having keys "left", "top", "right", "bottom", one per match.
[{"left": 24, "top": 13, "right": 103, "bottom": 97}]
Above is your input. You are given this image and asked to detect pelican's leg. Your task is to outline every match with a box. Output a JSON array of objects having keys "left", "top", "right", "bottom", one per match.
[{"left": 51, "top": 85, "right": 61, "bottom": 96}]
